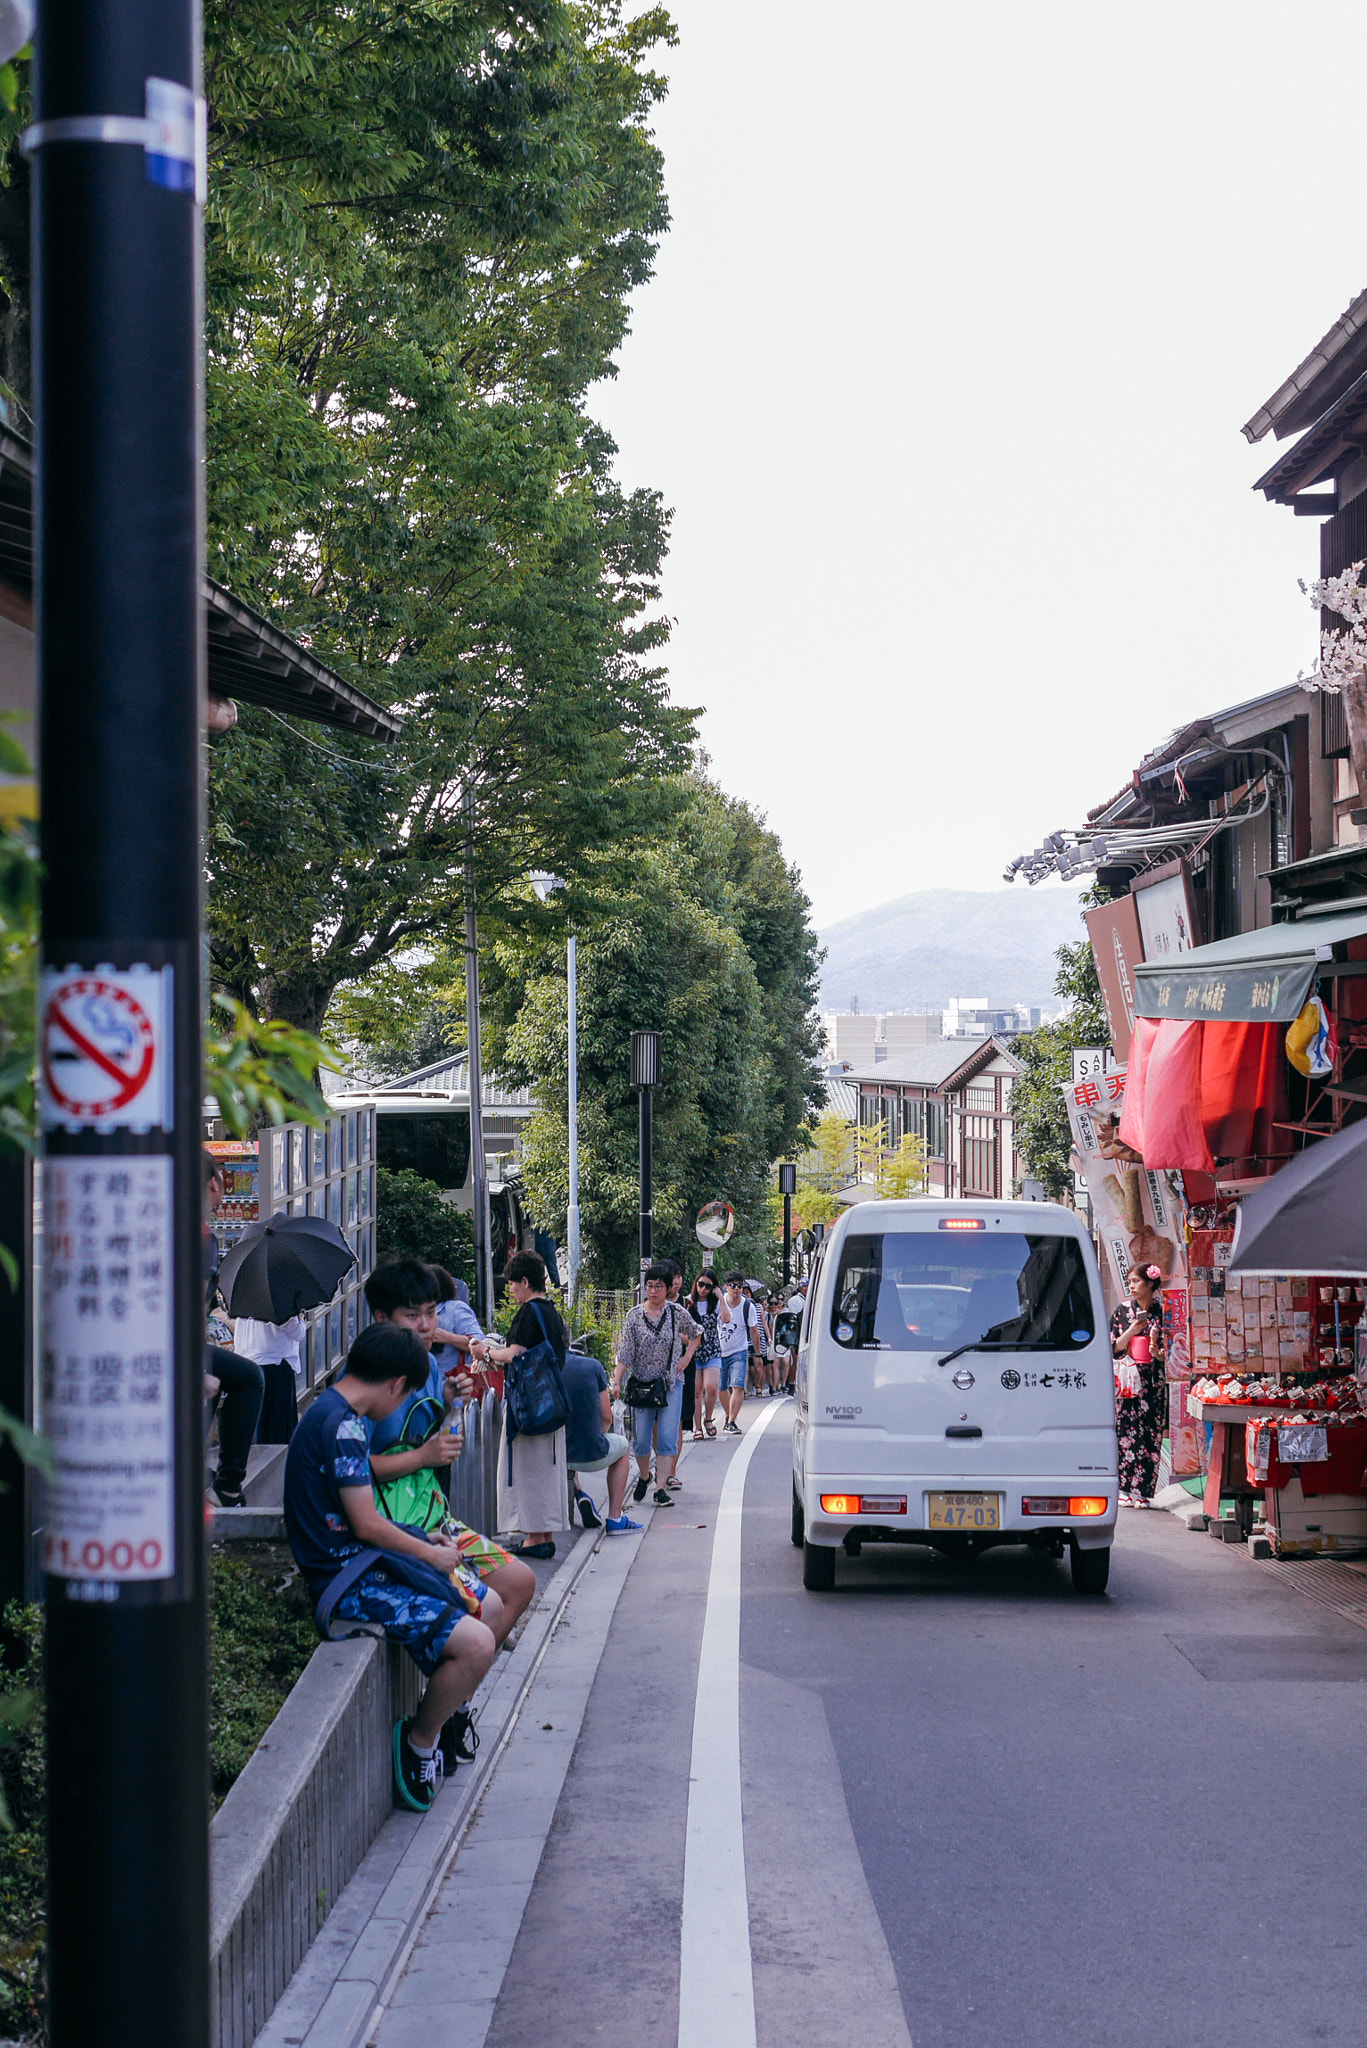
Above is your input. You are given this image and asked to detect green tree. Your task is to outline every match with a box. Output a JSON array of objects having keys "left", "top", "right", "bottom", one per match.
[
  {"left": 877, "top": 1131, "right": 928, "bottom": 1199},
  {"left": 200, "top": 1, "right": 693, "bottom": 1030},
  {"left": 481, "top": 775, "right": 823, "bottom": 1284},
  {"left": 803, "top": 1110, "right": 854, "bottom": 1191},
  {"left": 1010, "top": 890, "right": 1109, "bottom": 1200},
  {"left": 375, "top": 1167, "right": 475, "bottom": 1278}
]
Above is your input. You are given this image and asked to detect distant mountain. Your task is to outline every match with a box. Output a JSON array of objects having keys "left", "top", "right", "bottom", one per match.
[{"left": 817, "top": 888, "right": 1086, "bottom": 1014}]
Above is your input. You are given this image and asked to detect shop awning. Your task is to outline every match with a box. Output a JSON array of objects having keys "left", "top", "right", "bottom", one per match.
[
  {"left": 1132, "top": 909, "right": 1367, "bottom": 1024},
  {"left": 1230, "top": 1117, "right": 1367, "bottom": 1276}
]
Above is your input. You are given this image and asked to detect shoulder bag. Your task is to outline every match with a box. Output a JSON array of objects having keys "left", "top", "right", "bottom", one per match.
[
  {"left": 505, "top": 1300, "right": 571, "bottom": 1438},
  {"left": 624, "top": 1304, "right": 676, "bottom": 1408}
]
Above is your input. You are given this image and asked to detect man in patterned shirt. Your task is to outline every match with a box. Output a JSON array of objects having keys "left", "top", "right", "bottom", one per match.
[{"left": 284, "top": 1321, "right": 506, "bottom": 1813}]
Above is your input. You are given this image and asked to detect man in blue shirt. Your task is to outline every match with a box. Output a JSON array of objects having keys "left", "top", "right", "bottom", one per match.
[
  {"left": 284, "top": 1320, "right": 504, "bottom": 1814},
  {"left": 363, "top": 1256, "right": 535, "bottom": 1769},
  {"left": 563, "top": 1349, "right": 638, "bottom": 1534}
]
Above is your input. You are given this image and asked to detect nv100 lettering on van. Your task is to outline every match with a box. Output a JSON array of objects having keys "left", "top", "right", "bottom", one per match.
[{"left": 792, "top": 1198, "right": 1117, "bottom": 1596}]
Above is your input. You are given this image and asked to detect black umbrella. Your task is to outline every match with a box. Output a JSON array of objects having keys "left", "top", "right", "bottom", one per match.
[
  {"left": 1229, "top": 1118, "right": 1367, "bottom": 1276},
  {"left": 218, "top": 1214, "right": 357, "bottom": 1321}
]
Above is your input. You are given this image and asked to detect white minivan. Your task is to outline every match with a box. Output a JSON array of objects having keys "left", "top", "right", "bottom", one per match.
[{"left": 791, "top": 1199, "right": 1117, "bottom": 1594}]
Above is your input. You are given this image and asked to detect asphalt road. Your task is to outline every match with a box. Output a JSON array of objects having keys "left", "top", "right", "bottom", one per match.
[{"left": 382, "top": 1402, "right": 1367, "bottom": 2048}]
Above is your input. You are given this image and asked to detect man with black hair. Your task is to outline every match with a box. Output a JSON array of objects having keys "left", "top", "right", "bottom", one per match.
[
  {"left": 284, "top": 1321, "right": 504, "bottom": 1813},
  {"left": 364, "top": 1258, "right": 535, "bottom": 1768},
  {"left": 716, "top": 1271, "right": 761, "bottom": 1434}
]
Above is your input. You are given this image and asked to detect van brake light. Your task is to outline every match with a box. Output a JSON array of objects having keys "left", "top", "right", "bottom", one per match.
[
  {"left": 939, "top": 1217, "right": 985, "bottom": 1230},
  {"left": 819, "top": 1494, "right": 906, "bottom": 1516},
  {"left": 1023, "top": 1495, "right": 1109, "bottom": 1517}
]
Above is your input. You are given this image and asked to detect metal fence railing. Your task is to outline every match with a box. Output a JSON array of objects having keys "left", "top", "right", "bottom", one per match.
[
  {"left": 576, "top": 1287, "right": 635, "bottom": 1355},
  {"left": 446, "top": 1389, "right": 502, "bottom": 1537}
]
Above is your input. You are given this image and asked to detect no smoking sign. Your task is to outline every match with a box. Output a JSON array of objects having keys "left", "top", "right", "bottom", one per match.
[{"left": 40, "top": 966, "right": 173, "bottom": 1132}]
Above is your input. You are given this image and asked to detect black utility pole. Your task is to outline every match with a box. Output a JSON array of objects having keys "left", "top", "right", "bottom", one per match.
[
  {"left": 630, "top": 1030, "right": 659, "bottom": 1283},
  {"left": 30, "top": 1, "right": 208, "bottom": 2040},
  {"left": 778, "top": 1162, "right": 796, "bottom": 1288},
  {"left": 463, "top": 784, "right": 493, "bottom": 1324}
]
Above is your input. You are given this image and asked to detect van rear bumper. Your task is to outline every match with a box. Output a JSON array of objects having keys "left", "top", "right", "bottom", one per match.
[{"left": 803, "top": 1475, "right": 1116, "bottom": 1549}]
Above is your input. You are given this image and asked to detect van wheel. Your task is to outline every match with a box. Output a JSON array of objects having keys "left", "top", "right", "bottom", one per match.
[
  {"left": 791, "top": 1488, "right": 804, "bottom": 1548},
  {"left": 1070, "top": 1539, "right": 1110, "bottom": 1594},
  {"left": 802, "top": 1539, "right": 835, "bottom": 1591}
]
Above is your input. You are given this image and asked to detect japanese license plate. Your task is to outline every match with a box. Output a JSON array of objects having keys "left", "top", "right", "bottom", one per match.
[{"left": 927, "top": 1491, "right": 1000, "bottom": 1531}]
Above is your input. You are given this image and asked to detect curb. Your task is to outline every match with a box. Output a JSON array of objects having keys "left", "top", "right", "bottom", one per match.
[
  {"left": 1152, "top": 1480, "right": 1207, "bottom": 1531},
  {"left": 252, "top": 1522, "right": 605, "bottom": 2048}
]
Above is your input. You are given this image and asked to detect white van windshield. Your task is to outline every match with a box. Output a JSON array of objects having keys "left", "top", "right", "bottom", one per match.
[{"left": 830, "top": 1232, "right": 1095, "bottom": 1353}]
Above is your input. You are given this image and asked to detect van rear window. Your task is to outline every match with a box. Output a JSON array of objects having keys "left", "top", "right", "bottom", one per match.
[{"left": 830, "top": 1232, "right": 1095, "bottom": 1352}]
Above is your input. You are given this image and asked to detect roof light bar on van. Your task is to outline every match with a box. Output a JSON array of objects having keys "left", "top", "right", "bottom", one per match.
[
  {"left": 819, "top": 1494, "right": 907, "bottom": 1516},
  {"left": 939, "top": 1217, "right": 986, "bottom": 1230},
  {"left": 1022, "top": 1496, "right": 1109, "bottom": 1517}
]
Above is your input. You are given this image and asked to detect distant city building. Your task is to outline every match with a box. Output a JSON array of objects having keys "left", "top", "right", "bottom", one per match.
[
  {"left": 942, "top": 998, "right": 1038, "bottom": 1040},
  {"left": 825, "top": 1002, "right": 1042, "bottom": 1067},
  {"left": 880, "top": 1013, "right": 943, "bottom": 1052}
]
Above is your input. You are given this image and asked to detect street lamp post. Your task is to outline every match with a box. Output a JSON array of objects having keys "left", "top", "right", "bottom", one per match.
[
  {"left": 30, "top": 0, "right": 210, "bottom": 2036},
  {"left": 566, "top": 932, "right": 580, "bottom": 1301},
  {"left": 464, "top": 783, "right": 493, "bottom": 1325},
  {"left": 630, "top": 1030, "right": 660, "bottom": 1279},
  {"left": 530, "top": 872, "right": 578, "bottom": 1305},
  {"left": 778, "top": 1162, "right": 797, "bottom": 1287}
]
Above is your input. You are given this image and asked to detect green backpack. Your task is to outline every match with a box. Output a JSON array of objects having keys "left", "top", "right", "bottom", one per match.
[{"left": 374, "top": 1394, "right": 454, "bottom": 1535}]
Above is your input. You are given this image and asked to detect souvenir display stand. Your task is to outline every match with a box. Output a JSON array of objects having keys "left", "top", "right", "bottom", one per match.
[{"left": 1187, "top": 1273, "right": 1367, "bottom": 1552}]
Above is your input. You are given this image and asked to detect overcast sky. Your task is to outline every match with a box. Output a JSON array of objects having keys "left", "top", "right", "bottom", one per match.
[{"left": 589, "top": 1, "right": 1365, "bottom": 929}]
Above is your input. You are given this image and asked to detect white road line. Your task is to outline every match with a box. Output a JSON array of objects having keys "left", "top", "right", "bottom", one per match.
[{"left": 677, "top": 1397, "right": 791, "bottom": 2048}]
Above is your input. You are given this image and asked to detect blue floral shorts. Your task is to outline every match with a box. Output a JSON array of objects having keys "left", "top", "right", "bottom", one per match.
[{"left": 332, "top": 1562, "right": 483, "bottom": 1676}]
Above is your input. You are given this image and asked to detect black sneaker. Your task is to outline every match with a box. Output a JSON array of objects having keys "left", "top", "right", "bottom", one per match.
[
  {"left": 576, "top": 1490, "right": 603, "bottom": 1529},
  {"left": 209, "top": 1479, "right": 245, "bottom": 1509},
  {"left": 632, "top": 1474, "right": 650, "bottom": 1504},
  {"left": 439, "top": 1706, "right": 479, "bottom": 1773},
  {"left": 393, "top": 1717, "right": 443, "bottom": 1812}
]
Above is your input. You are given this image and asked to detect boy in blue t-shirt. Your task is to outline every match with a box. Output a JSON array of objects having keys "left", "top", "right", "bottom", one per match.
[{"left": 284, "top": 1321, "right": 505, "bottom": 1813}]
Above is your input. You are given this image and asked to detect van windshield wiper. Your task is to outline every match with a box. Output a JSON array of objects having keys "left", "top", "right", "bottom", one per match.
[{"left": 937, "top": 1340, "right": 1065, "bottom": 1369}]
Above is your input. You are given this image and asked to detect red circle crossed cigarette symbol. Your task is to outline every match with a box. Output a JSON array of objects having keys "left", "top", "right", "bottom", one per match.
[{"left": 42, "top": 977, "right": 156, "bottom": 1119}]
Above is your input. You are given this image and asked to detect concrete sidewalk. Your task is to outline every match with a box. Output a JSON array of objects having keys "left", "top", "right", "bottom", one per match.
[{"left": 251, "top": 1523, "right": 606, "bottom": 2048}]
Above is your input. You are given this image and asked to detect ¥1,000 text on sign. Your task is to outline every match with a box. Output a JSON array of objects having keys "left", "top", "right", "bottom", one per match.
[{"left": 41, "top": 1157, "right": 175, "bottom": 1582}]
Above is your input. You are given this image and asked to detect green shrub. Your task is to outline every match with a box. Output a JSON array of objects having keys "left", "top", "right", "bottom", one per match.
[
  {"left": 375, "top": 1167, "right": 474, "bottom": 1280},
  {"left": 209, "top": 1548, "right": 319, "bottom": 1803},
  {"left": 0, "top": 1602, "right": 43, "bottom": 2045},
  {"left": 0, "top": 1547, "right": 320, "bottom": 2044}
]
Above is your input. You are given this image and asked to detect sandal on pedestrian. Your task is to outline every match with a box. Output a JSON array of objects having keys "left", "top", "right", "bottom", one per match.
[
  {"left": 653, "top": 1487, "right": 673, "bottom": 1507},
  {"left": 691, "top": 1429, "right": 705, "bottom": 1442},
  {"left": 704, "top": 1421, "right": 717, "bottom": 1438},
  {"left": 665, "top": 1476, "right": 682, "bottom": 1490}
]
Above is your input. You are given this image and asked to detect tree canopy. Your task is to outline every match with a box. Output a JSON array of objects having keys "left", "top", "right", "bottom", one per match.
[
  {"left": 477, "top": 775, "right": 824, "bottom": 1284},
  {"left": 200, "top": 1, "right": 692, "bottom": 1029}
]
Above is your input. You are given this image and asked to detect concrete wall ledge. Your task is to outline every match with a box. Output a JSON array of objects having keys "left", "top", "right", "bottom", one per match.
[{"left": 210, "top": 1631, "right": 420, "bottom": 2048}]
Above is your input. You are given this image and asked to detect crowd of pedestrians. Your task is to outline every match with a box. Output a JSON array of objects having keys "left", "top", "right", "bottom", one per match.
[{"left": 200, "top": 1152, "right": 810, "bottom": 1815}]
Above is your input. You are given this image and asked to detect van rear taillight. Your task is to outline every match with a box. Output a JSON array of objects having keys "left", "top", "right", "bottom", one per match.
[
  {"left": 939, "top": 1217, "right": 985, "bottom": 1230},
  {"left": 1023, "top": 1495, "right": 1109, "bottom": 1517},
  {"left": 819, "top": 1494, "right": 906, "bottom": 1516}
]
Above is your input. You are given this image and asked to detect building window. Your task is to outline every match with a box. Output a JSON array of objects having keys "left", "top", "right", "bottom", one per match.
[
  {"left": 924, "top": 1099, "right": 945, "bottom": 1160},
  {"left": 905, "top": 1097, "right": 924, "bottom": 1141},
  {"left": 964, "top": 1114, "right": 996, "bottom": 1195},
  {"left": 966, "top": 1083, "right": 995, "bottom": 1111}
]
